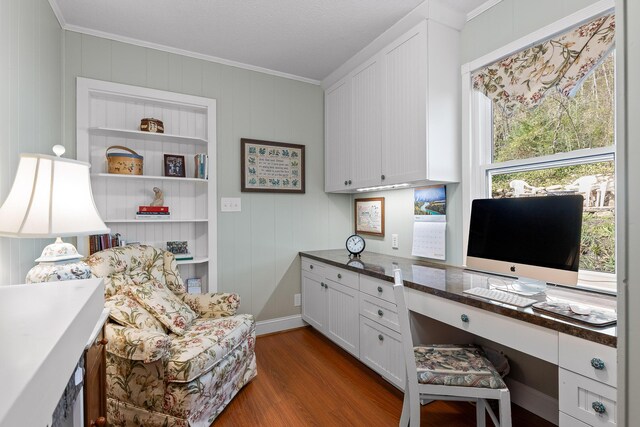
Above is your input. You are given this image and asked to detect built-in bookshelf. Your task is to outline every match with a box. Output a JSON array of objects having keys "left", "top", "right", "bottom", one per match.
[{"left": 76, "top": 78, "right": 217, "bottom": 292}]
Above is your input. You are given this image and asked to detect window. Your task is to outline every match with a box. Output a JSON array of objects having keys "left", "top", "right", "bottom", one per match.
[{"left": 466, "top": 37, "right": 616, "bottom": 292}]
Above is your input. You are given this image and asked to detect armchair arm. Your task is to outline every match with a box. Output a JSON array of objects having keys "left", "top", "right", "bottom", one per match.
[
  {"left": 181, "top": 292, "right": 240, "bottom": 318},
  {"left": 105, "top": 323, "right": 171, "bottom": 363}
]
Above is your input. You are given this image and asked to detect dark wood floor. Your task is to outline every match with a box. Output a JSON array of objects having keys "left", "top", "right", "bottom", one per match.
[{"left": 214, "top": 327, "right": 554, "bottom": 426}]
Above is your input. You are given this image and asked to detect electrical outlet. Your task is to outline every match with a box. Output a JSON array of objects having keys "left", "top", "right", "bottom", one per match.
[
  {"left": 221, "top": 197, "right": 241, "bottom": 212},
  {"left": 294, "top": 293, "right": 301, "bottom": 307},
  {"left": 392, "top": 234, "right": 399, "bottom": 249}
]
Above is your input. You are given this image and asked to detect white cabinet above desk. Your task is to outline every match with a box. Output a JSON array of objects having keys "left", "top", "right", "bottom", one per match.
[{"left": 324, "top": 17, "right": 461, "bottom": 193}]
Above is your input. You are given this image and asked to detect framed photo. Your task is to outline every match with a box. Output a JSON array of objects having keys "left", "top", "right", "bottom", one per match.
[
  {"left": 355, "top": 197, "right": 385, "bottom": 237},
  {"left": 164, "top": 154, "right": 186, "bottom": 178},
  {"left": 241, "top": 138, "right": 305, "bottom": 193}
]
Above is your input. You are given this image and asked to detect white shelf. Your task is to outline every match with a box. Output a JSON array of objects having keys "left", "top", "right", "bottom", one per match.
[
  {"left": 104, "top": 219, "right": 208, "bottom": 223},
  {"left": 92, "top": 173, "right": 207, "bottom": 183},
  {"left": 89, "top": 127, "right": 207, "bottom": 145},
  {"left": 176, "top": 257, "right": 209, "bottom": 265}
]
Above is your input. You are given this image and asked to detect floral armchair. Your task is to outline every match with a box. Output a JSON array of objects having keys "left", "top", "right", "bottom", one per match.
[{"left": 85, "top": 245, "right": 256, "bottom": 427}]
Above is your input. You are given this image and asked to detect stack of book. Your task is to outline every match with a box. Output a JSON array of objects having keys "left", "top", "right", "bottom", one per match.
[
  {"left": 194, "top": 153, "right": 208, "bottom": 179},
  {"left": 137, "top": 205, "right": 170, "bottom": 220},
  {"left": 89, "top": 233, "right": 121, "bottom": 255}
]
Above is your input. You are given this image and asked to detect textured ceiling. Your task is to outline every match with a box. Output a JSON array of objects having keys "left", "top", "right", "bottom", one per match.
[{"left": 52, "top": 0, "right": 488, "bottom": 81}]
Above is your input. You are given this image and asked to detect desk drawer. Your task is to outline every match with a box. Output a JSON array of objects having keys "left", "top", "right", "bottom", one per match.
[
  {"left": 405, "top": 288, "right": 558, "bottom": 364},
  {"left": 325, "top": 265, "right": 359, "bottom": 290},
  {"left": 301, "top": 257, "right": 326, "bottom": 276},
  {"left": 360, "top": 293, "right": 400, "bottom": 333},
  {"left": 359, "top": 316, "right": 404, "bottom": 390},
  {"left": 360, "top": 275, "right": 395, "bottom": 304},
  {"left": 559, "top": 333, "right": 616, "bottom": 388},
  {"left": 560, "top": 412, "right": 590, "bottom": 427},
  {"left": 559, "top": 369, "right": 617, "bottom": 426}
]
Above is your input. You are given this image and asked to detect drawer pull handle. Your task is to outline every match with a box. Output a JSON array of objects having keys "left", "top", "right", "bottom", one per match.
[
  {"left": 378, "top": 334, "right": 384, "bottom": 342},
  {"left": 348, "top": 180, "right": 352, "bottom": 185},
  {"left": 591, "top": 358, "right": 605, "bottom": 370},
  {"left": 337, "top": 273, "right": 342, "bottom": 279},
  {"left": 592, "top": 401, "right": 606, "bottom": 414},
  {"left": 377, "top": 309, "right": 384, "bottom": 317},
  {"left": 460, "top": 314, "right": 469, "bottom": 323},
  {"left": 381, "top": 174, "right": 386, "bottom": 180},
  {"left": 344, "top": 180, "right": 348, "bottom": 186},
  {"left": 321, "top": 282, "right": 325, "bottom": 288},
  {"left": 377, "top": 286, "right": 383, "bottom": 293},
  {"left": 310, "top": 265, "right": 313, "bottom": 269}
]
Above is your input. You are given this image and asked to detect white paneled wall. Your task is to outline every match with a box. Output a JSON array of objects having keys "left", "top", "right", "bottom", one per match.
[
  {"left": 0, "top": 0, "right": 62, "bottom": 285},
  {"left": 64, "top": 32, "right": 352, "bottom": 321}
]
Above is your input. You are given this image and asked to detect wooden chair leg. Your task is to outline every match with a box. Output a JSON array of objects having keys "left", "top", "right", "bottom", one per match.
[
  {"left": 499, "top": 390, "right": 512, "bottom": 427},
  {"left": 476, "top": 399, "right": 486, "bottom": 427},
  {"left": 399, "top": 389, "right": 410, "bottom": 427}
]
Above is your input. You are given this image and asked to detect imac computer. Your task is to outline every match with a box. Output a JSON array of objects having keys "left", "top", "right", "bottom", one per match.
[{"left": 466, "top": 195, "right": 584, "bottom": 293}]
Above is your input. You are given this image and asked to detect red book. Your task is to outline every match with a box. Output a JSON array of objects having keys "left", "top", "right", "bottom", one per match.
[{"left": 139, "top": 206, "right": 169, "bottom": 213}]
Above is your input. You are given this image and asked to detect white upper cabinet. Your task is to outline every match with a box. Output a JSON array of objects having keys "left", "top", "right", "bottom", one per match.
[
  {"left": 325, "top": 79, "right": 353, "bottom": 192},
  {"left": 324, "top": 17, "right": 461, "bottom": 193}
]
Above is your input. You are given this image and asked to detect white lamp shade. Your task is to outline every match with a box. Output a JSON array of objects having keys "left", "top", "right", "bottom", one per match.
[{"left": 0, "top": 153, "right": 109, "bottom": 238}]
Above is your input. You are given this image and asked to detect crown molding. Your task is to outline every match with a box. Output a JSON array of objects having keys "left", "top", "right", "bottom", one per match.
[
  {"left": 466, "top": 0, "right": 503, "bottom": 22},
  {"left": 47, "top": 0, "right": 66, "bottom": 29}
]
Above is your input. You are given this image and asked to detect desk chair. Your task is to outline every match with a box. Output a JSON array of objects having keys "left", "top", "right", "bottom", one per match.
[{"left": 393, "top": 269, "right": 512, "bottom": 427}]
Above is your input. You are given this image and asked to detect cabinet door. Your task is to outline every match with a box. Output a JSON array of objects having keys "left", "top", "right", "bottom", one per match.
[
  {"left": 325, "top": 279, "right": 360, "bottom": 357},
  {"left": 351, "top": 55, "right": 383, "bottom": 188},
  {"left": 382, "top": 22, "right": 428, "bottom": 185},
  {"left": 302, "top": 272, "right": 326, "bottom": 331},
  {"left": 359, "top": 316, "right": 405, "bottom": 389},
  {"left": 325, "top": 79, "right": 352, "bottom": 192}
]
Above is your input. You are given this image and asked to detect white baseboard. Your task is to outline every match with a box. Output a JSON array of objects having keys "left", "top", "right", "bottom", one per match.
[
  {"left": 505, "top": 378, "right": 559, "bottom": 425},
  {"left": 255, "top": 314, "right": 306, "bottom": 336}
]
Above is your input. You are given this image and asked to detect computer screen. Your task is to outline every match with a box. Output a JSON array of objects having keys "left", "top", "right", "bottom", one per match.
[{"left": 466, "top": 195, "right": 584, "bottom": 287}]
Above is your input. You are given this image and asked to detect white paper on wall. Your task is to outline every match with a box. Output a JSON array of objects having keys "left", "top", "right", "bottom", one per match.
[{"left": 412, "top": 221, "right": 446, "bottom": 260}]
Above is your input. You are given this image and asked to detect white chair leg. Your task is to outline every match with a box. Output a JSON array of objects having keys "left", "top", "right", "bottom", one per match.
[
  {"left": 476, "top": 399, "right": 486, "bottom": 427},
  {"left": 399, "top": 389, "right": 410, "bottom": 427},
  {"left": 499, "top": 390, "right": 512, "bottom": 427},
  {"left": 409, "top": 389, "right": 421, "bottom": 427}
]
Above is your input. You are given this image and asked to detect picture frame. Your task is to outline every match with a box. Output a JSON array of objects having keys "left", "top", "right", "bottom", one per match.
[
  {"left": 355, "top": 197, "right": 385, "bottom": 237},
  {"left": 241, "top": 138, "right": 305, "bottom": 193},
  {"left": 164, "top": 154, "right": 186, "bottom": 178}
]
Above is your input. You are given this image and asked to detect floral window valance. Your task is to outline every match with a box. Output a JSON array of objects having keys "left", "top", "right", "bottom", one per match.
[{"left": 472, "top": 13, "right": 615, "bottom": 114}]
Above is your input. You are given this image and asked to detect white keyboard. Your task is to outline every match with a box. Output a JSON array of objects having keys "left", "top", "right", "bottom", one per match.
[{"left": 463, "top": 287, "right": 537, "bottom": 308}]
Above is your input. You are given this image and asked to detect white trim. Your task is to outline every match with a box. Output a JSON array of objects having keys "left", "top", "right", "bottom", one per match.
[
  {"left": 255, "top": 314, "right": 306, "bottom": 336},
  {"left": 461, "top": 0, "right": 615, "bottom": 74},
  {"left": 504, "top": 378, "right": 559, "bottom": 425},
  {"left": 46, "top": 0, "right": 66, "bottom": 29},
  {"left": 466, "top": 0, "right": 503, "bottom": 22},
  {"left": 60, "top": 24, "right": 320, "bottom": 86}
]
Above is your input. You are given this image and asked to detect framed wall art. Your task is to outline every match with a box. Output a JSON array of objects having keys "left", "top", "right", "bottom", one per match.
[
  {"left": 355, "top": 197, "right": 385, "bottom": 237},
  {"left": 164, "top": 154, "right": 186, "bottom": 178},
  {"left": 241, "top": 138, "right": 305, "bottom": 193}
]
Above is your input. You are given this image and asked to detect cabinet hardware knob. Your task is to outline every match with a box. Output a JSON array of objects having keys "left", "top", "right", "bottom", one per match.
[
  {"left": 460, "top": 314, "right": 469, "bottom": 323},
  {"left": 90, "top": 417, "right": 107, "bottom": 427},
  {"left": 381, "top": 174, "right": 385, "bottom": 180},
  {"left": 378, "top": 334, "right": 384, "bottom": 342},
  {"left": 591, "top": 358, "right": 605, "bottom": 370},
  {"left": 310, "top": 264, "right": 313, "bottom": 269},
  {"left": 337, "top": 273, "right": 342, "bottom": 279},
  {"left": 320, "top": 282, "right": 324, "bottom": 288},
  {"left": 348, "top": 180, "right": 352, "bottom": 185},
  {"left": 378, "top": 309, "right": 384, "bottom": 316},
  {"left": 592, "top": 401, "right": 606, "bottom": 414},
  {"left": 98, "top": 338, "right": 109, "bottom": 346},
  {"left": 377, "top": 286, "right": 383, "bottom": 293},
  {"left": 344, "top": 180, "right": 348, "bottom": 185}
]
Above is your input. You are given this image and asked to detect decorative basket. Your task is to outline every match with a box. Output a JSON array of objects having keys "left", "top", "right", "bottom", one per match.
[
  {"left": 106, "top": 146, "right": 143, "bottom": 175},
  {"left": 140, "top": 118, "right": 164, "bottom": 133}
]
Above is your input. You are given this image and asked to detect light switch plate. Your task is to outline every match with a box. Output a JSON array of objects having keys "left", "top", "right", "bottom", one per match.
[
  {"left": 221, "top": 197, "right": 241, "bottom": 212},
  {"left": 294, "top": 293, "right": 301, "bottom": 307},
  {"left": 392, "top": 234, "right": 399, "bottom": 249}
]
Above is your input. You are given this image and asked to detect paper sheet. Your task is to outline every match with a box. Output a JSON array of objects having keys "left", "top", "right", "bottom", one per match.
[{"left": 412, "top": 221, "right": 446, "bottom": 260}]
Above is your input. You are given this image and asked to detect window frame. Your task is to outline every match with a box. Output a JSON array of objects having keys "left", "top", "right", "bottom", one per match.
[{"left": 461, "top": 0, "right": 616, "bottom": 293}]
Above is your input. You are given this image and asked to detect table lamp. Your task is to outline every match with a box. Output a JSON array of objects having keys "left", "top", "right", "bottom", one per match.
[{"left": 0, "top": 146, "right": 109, "bottom": 283}]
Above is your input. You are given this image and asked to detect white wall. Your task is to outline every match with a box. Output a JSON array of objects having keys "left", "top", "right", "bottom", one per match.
[
  {"left": 62, "top": 32, "right": 352, "bottom": 321},
  {"left": 0, "top": 0, "right": 63, "bottom": 284}
]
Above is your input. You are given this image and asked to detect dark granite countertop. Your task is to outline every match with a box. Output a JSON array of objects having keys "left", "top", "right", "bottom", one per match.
[{"left": 299, "top": 250, "right": 617, "bottom": 348}]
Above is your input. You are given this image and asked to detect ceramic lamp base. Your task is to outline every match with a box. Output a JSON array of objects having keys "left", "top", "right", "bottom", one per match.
[{"left": 25, "top": 237, "right": 92, "bottom": 284}]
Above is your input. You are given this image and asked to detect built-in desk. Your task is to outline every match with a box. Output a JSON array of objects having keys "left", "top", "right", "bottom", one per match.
[{"left": 300, "top": 250, "right": 617, "bottom": 427}]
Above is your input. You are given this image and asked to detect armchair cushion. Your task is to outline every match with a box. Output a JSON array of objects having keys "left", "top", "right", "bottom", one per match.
[
  {"left": 166, "top": 314, "right": 255, "bottom": 383},
  {"left": 127, "top": 280, "right": 197, "bottom": 336},
  {"left": 105, "top": 294, "right": 166, "bottom": 333},
  {"left": 181, "top": 292, "right": 240, "bottom": 318},
  {"left": 105, "top": 324, "right": 171, "bottom": 363}
]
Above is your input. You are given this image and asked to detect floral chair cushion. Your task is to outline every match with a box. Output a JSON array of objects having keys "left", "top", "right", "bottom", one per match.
[
  {"left": 414, "top": 344, "right": 506, "bottom": 389},
  {"left": 127, "top": 280, "right": 198, "bottom": 336},
  {"left": 181, "top": 293, "right": 241, "bottom": 319},
  {"left": 105, "top": 324, "right": 171, "bottom": 363},
  {"left": 165, "top": 314, "right": 255, "bottom": 383},
  {"left": 105, "top": 294, "right": 166, "bottom": 333}
]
